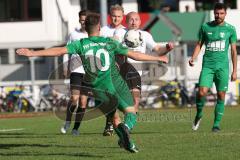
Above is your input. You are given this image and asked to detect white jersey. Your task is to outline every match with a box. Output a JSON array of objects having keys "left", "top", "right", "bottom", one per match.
[
  {"left": 100, "top": 25, "right": 126, "bottom": 41},
  {"left": 129, "top": 30, "right": 157, "bottom": 53},
  {"left": 114, "top": 29, "right": 158, "bottom": 76},
  {"left": 115, "top": 29, "right": 157, "bottom": 63},
  {"left": 63, "top": 28, "right": 88, "bottom": 74}
]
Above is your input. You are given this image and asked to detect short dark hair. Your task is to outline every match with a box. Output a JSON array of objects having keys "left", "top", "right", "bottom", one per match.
[
  {"left": 85, "top": 13, "right": 100, "bottom": 34},
  {"left": 214, "top": 3, "right": 227, "bottom": 11},
  {"left": 78, "top": 10, "right": 89, "bottom": 17}
]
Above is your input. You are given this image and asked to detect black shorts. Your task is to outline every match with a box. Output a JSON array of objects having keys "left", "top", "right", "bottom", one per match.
[
  {"left": 70, "top": 72, "right": 91, "bottom": 95},
  {"left": 119, "top": 62, "right": 141, "bottom": 91}
]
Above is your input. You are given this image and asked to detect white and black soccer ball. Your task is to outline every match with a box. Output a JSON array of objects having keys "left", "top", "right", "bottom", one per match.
[{"left": 124, "top": 29, "right": 143, "bottom": 48}]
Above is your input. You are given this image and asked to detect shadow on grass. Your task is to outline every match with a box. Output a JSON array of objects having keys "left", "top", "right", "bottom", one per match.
[
  {"left": 0, "top": 143, "right": 121, "bottom": 150},
  {"left": 0, "top": 151, "right": 104, "bottom": 158},
  {"left": 130, "top": 131, "right": 162, "bottom": 135},
  {"left": 56, "top": 132, "right": 101, "bottom": 136},
  {"left": 0, "top": 143, "right": 55, "bottom": 149},
  {"left": 0, "top": 132, "right": 33, "bottom": 136},
  {"left": 0, "top": 144, "right": 121, "bottom": 158},
  {"left": 0, "top": 132, "right": 102, "bottom": 139},
  {"left": 0, "top": 130, "right": 165, "bottom": 139},
  {"left": 0, "top": 132, "right": 56, "bottom": 139}
]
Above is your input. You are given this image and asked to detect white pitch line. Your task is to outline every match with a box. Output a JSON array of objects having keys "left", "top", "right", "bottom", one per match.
[{"left": 0, "top": 128, "right": 25, "bottom": 132}]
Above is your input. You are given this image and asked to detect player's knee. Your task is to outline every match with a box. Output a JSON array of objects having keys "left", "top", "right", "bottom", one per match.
[
  {"left": 198, "top": 90, "right": 208, "bottom": 97},
  {"left": 71, "top": 95, "right": 79, "bottom": 105},
  {"left": 217, "top": 92, "right": 226, "bottom": 100},
  {"left": 132, "top": 88, "right": 141, "bottom": 99},
  {"left": 79, "top": 96, "right": 88, "bottom": 108}
]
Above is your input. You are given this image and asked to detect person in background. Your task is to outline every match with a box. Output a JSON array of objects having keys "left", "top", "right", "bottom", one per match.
[
  {"left": 61, "top": 10, "right": 89, "bottom": 136},
  {"left": 189, "top": 3, "right": 237, "bottom": 132}
]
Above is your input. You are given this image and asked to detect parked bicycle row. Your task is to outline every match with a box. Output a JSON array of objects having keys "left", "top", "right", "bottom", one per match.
[
  {"left": 0, "top": 85, "right": 69, "bottom": 113},
  {"left": 140, "top": 79, "right": 239, "bottom": 108},
  {"left": 1, "top": 80, "right": 239, "bottom": 113}
]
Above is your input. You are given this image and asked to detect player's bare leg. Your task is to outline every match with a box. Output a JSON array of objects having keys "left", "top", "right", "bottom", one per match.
[
  {"left": 61, "top": 90, "right": 79, "bottom": 134},
  {"left": 132, "top": 88, "right": 140, "bottom": 113}
]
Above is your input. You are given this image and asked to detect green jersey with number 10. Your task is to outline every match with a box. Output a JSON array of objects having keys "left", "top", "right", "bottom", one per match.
[
  {"left": 66, "top": 36, "right": 128, "bottom": 90},
  {"left": 199, "top": 21, "right": 237, "bottom": 68}
]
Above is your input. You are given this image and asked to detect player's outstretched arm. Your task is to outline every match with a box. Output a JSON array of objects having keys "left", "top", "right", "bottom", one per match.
[
  {"left": 127, "top": 50, "right": 168, "bottom": 63},
  {"left": 230, "top": 43, "right": 237, "bottom": 81},
  {"left": 16, "top": 47, "right": 68, "bottom": 57},
  {"left": 188, "top": 41, "right": 203, "bottom": 67},
  {"left": 152, "top": 42, "right": 174, "bottom": 56}
]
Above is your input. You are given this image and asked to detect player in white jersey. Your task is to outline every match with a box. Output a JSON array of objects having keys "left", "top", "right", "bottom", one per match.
[
  {"left": 114, "top": 11, "right": 174, "bottom": 114},
  {"left": 100, "top": 4, "right": 127, "bottom": 136},
  {"left": 116, "top": 12, "right": 173, "bottom": 58},
  {"left": 100, "top": 5, "right": 126, "bottom": 40},
  {"left": 61, "top": 10, "right": 89, "bottom": 136}
]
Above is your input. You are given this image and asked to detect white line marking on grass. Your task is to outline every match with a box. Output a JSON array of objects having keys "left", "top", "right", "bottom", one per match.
[{"left": 0, "top": 128, "right": 25, "bottom": 132}]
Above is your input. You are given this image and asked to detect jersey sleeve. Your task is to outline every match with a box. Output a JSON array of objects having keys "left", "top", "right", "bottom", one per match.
[
  {"left": 230, "top": 26, "right": 237, "bottom": 44},
  {"left": 66, "top": 41, "right": 82, "bottom": 55},
  {"left": 112, "top": 39, "right": 128, "bottom": 55},
  {"left": 144, "top": 32, "right": 157, "bottom": 51}
]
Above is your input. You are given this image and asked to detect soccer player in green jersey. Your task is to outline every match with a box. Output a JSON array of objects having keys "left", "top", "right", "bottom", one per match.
[
  {"left": 189, "top": 3, "right": 237, "bottom": 132},
  {"left": 16, "top": 13, "right": 168, "bottom": 153}
]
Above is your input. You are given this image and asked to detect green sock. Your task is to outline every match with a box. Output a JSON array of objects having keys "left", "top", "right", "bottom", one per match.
[
  {"left": 114, "top": 123, "right": 135, "bottom": 149},
  {"left": 195, "top": 96, "right": 206, "bottom": 119},
  {"left": 124, "top": 112, "right": 137, "bottom": 130},
  {"left": 213, "top": 99, "right": 225, "bottom": 128}
]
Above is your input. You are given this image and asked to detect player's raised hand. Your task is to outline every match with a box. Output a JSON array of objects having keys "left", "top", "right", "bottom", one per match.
[
  {"left": 16, "top": 48, "right": 33, "bottom": 57},
  {"left": 159, "top": 55, "right": 168, "bottom": 64},
  {"left": 188, "top": 58, "right": 194, "bottom": 67},
  {"left": 166, "top": 42, "right": 174, "bottom": 51}
]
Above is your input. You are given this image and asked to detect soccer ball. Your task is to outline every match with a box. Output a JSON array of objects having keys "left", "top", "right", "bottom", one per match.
[{"left": 124, "top": 29, "right": 143, "bottom": 48}]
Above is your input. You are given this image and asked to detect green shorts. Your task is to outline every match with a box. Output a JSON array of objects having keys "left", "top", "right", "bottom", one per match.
[
  {"left": 199, "top": 67, "right": 229, "bottom": 91},
  {"left": 112, "top": 76, "right": 134, "bottom": 111},
  {"left": 94, "top": 76, "right": 134, "bottom": 113}
]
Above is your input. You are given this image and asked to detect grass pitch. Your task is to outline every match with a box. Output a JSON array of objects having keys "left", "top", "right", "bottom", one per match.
[{"left": 0, "top": 106, "right": 240, "bottom": 160}]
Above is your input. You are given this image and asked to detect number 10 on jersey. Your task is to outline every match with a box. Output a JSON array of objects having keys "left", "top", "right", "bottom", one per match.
[{"left": 86, "top": 49, "right": 110, "bottom": 72}]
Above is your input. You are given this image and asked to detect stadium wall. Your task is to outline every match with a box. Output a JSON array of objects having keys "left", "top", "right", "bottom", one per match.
[{"left": 0, "top": 0, "right": 80, "bottom": 81}]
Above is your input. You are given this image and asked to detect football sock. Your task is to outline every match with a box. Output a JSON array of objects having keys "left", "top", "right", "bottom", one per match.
[
  {"left": 73, "top": 108, "right": 86, "bottom": 130},
  {"left": 124, "top": 112, "right": 137, "bottom": 130},
  {"left": 66, "top": 102, "right": 77, "bottom": 122},
  {"left": 195, "top": 96, "right": 206, "bottom": 119},
  {"left": 114, "top": 123, "right": 135, "bottom": 150},
  {"left": 114, "top": 124, "right": 124, "bottom": 140},
  {"left": 213, "top": 99, "right": 225, "bottom": 128},
  {"left": 105, "top": 112, "right": 114, "bottom": 129}
]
